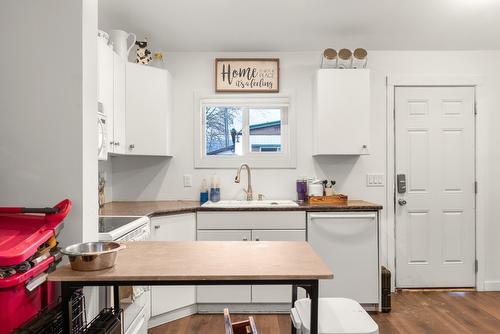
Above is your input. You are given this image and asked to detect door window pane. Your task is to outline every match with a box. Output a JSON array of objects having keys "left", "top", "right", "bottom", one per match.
[
  {"left": 204, "top": 106, "right": 243, "bottom": 155},
  {"left": 249, "top": 108, "right": 281, "bottom": 152}
]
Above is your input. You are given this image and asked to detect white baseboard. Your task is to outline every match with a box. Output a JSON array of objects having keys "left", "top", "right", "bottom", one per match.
[
  {"left": 484, "top": 281, "right": 500, "bottom": 291},
  {"left": 148, "top": 304, "right": 198, "bottom": 329}
]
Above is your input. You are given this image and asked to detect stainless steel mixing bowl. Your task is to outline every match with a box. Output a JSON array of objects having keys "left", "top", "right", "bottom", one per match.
[{"left": 61, "top": 241, "right": 126, "bottom": 271}]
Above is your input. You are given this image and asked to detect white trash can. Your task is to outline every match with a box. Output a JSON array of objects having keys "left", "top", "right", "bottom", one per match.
[{"left": 290, "top": 298, "right": 379, "bottom": 334}]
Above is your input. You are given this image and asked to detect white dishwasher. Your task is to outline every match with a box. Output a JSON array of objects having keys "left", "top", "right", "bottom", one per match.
[{"left": 307, "top": 212, "right": 379, "bottom": 308}]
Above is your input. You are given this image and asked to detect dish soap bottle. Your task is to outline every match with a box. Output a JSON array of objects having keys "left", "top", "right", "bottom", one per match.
[
  {"left": 200, "top": 179, "right": 209, "bottom": 205},
  {"left": 210, "top": 174, "right": 221, "bottom": 202}
]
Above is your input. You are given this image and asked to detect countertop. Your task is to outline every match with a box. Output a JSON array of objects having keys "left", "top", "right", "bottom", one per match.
[
  {"left": 48, "top": 241, "right": 333, "bottom": 282},
  {"left": 99, "top": 200, "right": 382, "bottom": 217}
]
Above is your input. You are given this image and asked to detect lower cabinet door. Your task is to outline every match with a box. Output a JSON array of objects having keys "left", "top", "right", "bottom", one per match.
[
  {"left": 196, "top": 230, "right": 252, "bottom": 303},
  {"left": 251, "top": 230, "right": 306, "bottom": 303},
  {"left": 150, "top": 214, "right": 196, "bottom": 316}
]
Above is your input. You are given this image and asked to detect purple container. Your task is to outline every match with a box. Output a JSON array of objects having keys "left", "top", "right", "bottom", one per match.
[{"left": 296, "top": 179, "right": 308, "bottom": 203}]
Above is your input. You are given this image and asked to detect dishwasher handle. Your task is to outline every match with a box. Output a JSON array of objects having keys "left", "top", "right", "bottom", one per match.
[{"left": 309, "top": 213, "right": 376, "bottom": 220}]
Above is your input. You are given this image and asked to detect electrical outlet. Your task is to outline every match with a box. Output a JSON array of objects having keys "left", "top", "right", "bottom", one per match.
[
  {"left": 366, "top": 173, "right": 384, "bottom": 187},
  {"left": 183, "top": 175, "right": 192, "bottom": 187}
]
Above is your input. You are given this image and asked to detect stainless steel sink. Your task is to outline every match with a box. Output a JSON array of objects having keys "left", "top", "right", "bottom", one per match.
[{"left": 201, "top": 200, "right": 299, "bottom": 208}]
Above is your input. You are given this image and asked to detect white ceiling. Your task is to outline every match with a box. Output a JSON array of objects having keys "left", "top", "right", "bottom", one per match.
[{"left": 99, "top": 0, "right": 500, "bottom": 52}]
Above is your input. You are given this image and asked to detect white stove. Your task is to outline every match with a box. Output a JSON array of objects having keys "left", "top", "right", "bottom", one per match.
[{"left": 98, "top": 216, "right": 150, "bottom": 334}]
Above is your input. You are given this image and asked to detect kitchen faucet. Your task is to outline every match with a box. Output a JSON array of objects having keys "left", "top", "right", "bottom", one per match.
[{"left": 235, "top": 163, "right": 253, "bottom": 201}]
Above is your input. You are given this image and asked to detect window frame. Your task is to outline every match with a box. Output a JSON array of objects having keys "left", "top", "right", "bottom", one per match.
[{"left": 194, "top": 93, "right": 296, "bottom": 169}]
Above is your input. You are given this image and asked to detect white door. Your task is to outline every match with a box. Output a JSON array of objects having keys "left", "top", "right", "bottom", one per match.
[
  {"left": 196, "top": 230, "right": 252, "bottom": 303},
  {"left": 251, "top": 230, "right": 306, "bottom": 303},
  {"left": 150, "top": 214, "right": 196, "bottom": 317},
  {"left": 395, "top": 86, "right": 475, "bottom": 288}
]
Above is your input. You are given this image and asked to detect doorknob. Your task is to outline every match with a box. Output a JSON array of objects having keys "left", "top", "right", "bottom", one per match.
[{"left": 398, "top": 199, "right": 407, "bottom": 206}]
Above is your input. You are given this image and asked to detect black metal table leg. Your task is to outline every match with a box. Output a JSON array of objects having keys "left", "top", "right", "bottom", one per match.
[
  {"left": 310, "top": 280, "right": 319, "bottom": 334},
  {"left": 113, "top": 285, "right": 120, "bottom": 311},
  {"left": 291, "top": 284, "right": 298, "bottom": 334},
  {"left": 61, "top": 283, "right": 71, "bottom": 334},
  {"left": 61, "top": 282, "right": 78, "bottom": 334}
]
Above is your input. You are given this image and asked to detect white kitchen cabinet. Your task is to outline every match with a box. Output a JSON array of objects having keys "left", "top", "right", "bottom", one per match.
[
  {"left": 251, "top": 230, "right": 306, "bottom": 303},
  {"left": 150, "top": 213, "right": 196, "bottom": 317},
  {"left": 307, "top": 212, "right": 379, "bottom": 306},
  {"left": 196, "top": 211, "right": 306, "bottom": 307},
  {"left": 125, "top": 63, "right": 172, "bottom": 156},
  {"left": 97, "top": 37, "right": 114, "bottom": 115},
  {"left": 196, "top": 230, "right": 252, "bottom": 303},
  {"left": 313, "top": 69, "right": 370, "bottom": 155},
  {"left": 112, "top": 53, "right": 126, "bottom": 154},
  {"left": 97, "top": 38, "right": 114, "bottom": 156},
  {"left": 197, "top": 229, "right": 252, "bottom": 242},
  {"left": 251, "top": 229, "right": 305, "bottom": 241},
  {"left": 197, "top": 211, "right": 305, "bottom": 230}
]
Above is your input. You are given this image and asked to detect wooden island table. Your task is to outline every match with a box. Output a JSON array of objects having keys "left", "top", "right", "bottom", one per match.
[{"left": 49, "top": 241, "right": 333, "bottom": 334}]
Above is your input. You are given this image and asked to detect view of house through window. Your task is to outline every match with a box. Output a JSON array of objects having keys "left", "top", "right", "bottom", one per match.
[
  {"left": 204, "top": 105, "right": 284, "bottom": 156},
  {"left": 249, "top": 109, "right": 281, "bottom": 152}
]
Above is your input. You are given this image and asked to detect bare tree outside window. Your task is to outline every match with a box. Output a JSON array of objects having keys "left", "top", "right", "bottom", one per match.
[{"left": 205, "top": 107, "right": 242, "bottom": 155}]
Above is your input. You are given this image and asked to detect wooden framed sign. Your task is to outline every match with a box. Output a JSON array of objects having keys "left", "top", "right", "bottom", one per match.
[{"left": 215, "top": 58, "right": 279, "bottom": 93}]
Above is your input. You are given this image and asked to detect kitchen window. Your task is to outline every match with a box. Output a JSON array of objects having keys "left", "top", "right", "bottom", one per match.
[{"left": 194, "top": 96, "right": 296, "bottom": 168}]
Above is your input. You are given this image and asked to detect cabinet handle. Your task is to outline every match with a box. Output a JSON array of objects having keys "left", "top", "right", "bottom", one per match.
[
  {"left": 115, "top": 142, "right": 120, "bottom": 146},
  {"left": 242, "top": 237, "right": 248, "bottom": 241},
  {"left": 129, "top": 144, "right": 135, "bottom": 149},
  {"left": 109, "top": 141, "right": 115, "bottom": 145},
  {"left": 255, "top": 238, "right": 260, "bottom": 241},
  {"left": 154, "top": 225, "right": 160, "bottom": 229}
]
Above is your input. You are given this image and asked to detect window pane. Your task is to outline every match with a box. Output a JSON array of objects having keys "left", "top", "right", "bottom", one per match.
[
  {"left": 204, "top": 106, "right": 243, "bottom": 156},
  {"left": 249, "top": 108, "right": 281, "bottom": 153}
]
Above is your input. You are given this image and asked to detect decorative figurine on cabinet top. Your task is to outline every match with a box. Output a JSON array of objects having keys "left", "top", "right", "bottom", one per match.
[{"left": 135, "top": 39, "right": 152, "bottom": 65}]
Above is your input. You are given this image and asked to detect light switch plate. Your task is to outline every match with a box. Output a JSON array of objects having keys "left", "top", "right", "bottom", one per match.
[
  {"left": 366, "top": 173, "right": 384, "bottom": 187},
  {"left": 183, "top": 175, "right": 192, "bottom": 187}
]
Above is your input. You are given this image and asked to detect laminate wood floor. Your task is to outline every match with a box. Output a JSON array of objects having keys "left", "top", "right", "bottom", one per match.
[{"left": 149, "top": 291, "right": 500, "bottom": 334}]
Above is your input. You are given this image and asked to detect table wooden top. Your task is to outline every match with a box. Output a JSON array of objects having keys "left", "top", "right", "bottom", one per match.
[{"left": 48, "top": 241, "right": 333, "bottom": 282}]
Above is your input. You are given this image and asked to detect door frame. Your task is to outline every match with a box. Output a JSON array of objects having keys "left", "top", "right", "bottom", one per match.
[{"left": 386, "top": 75, "right": 485, "bottom": 291}]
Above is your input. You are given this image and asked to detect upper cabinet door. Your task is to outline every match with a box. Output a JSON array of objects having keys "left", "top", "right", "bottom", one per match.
[
  {"left": 313, "top": 69, "right": 370, "bottom": 155},
  {"left": 112, "top": 53, "right": 126, "bottom": 154},
  {"left": 126, "top": 63, "right": 172, "bottom": 156},
  {"left": 97, "top": 38, "right": 114, "bottom": 153}
]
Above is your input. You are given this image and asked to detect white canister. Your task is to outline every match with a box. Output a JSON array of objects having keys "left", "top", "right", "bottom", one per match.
[
  {"left": 337, "top": 49, "right": 352, "bottom": 69},
  {"left": 352, "top": 48, "right": 368, "bottom": 69},
  {"left": 308, "top": 183, "right": 324, "bottom": 197},
  {"left": 109, "top": 30, "right": 136, "bottom": 60}
]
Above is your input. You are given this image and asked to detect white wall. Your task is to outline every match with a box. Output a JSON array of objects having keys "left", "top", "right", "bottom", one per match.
[
  {"left": 0, "top": 0, "right": 99, "bottom": 314},
  {"left": 107, "top": 50, "right": 500, "bottom": 289}
]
